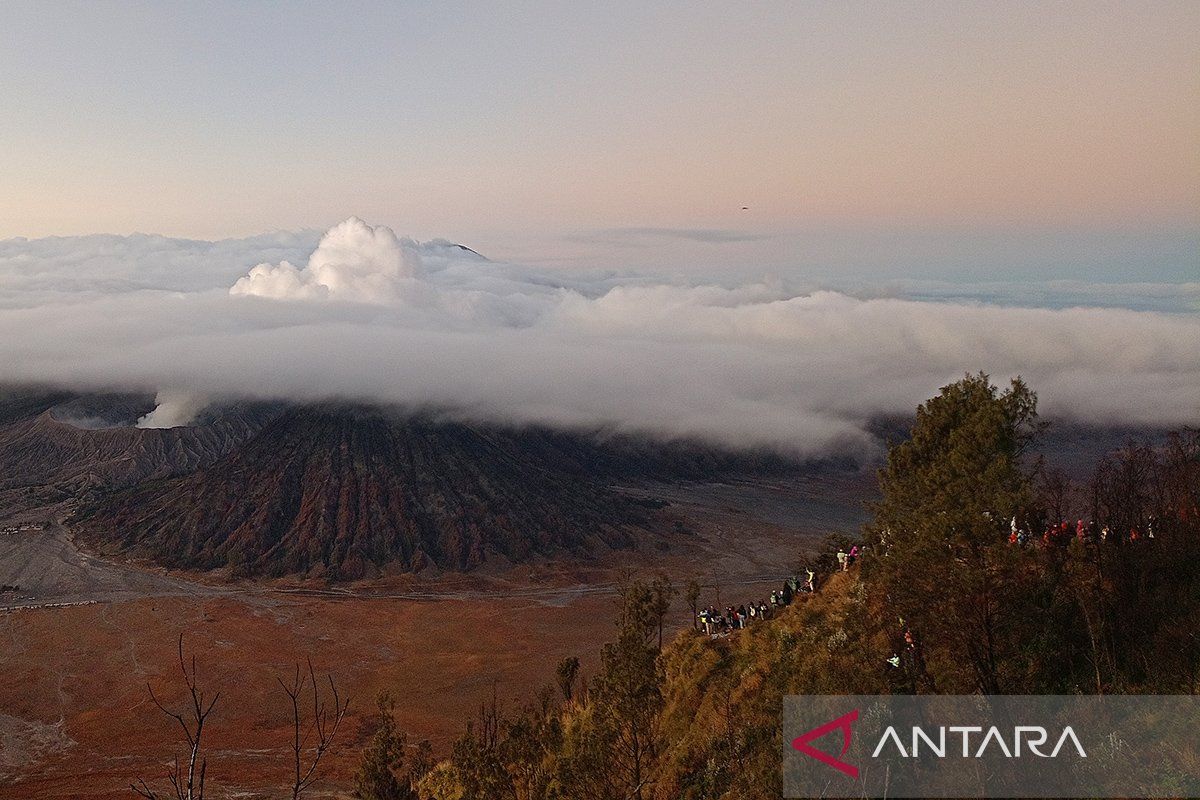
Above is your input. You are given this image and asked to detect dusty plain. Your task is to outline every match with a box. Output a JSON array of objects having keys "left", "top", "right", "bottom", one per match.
[{"left": 0, "top": 473, "right": 869, "bottom": 798}]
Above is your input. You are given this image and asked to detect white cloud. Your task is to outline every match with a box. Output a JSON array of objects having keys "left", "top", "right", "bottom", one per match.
[
  {"left": 1, "top": 218, "right": 1198, "bottom": 452},
  {"left": 230, "top": 217, "right": 423, "bottom": 303},
  {"left": 0, "top": 229, "right": 319, "bottom": 305}
]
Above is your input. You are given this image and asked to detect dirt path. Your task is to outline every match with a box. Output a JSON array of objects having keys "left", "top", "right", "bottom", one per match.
[
  {"left": 0, "top": 524, "right": 804, "bottom": 613},
  {"left": 0, "top": 526, "right": 223, "bottom": 611}
]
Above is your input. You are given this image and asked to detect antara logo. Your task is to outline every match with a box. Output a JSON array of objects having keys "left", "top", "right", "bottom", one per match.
[
  {"left": 792, "top": 710, "right": 1088, "bottom": 778},
  {"left": 791, "top": 709, "right": 860, "bottom": 778}
]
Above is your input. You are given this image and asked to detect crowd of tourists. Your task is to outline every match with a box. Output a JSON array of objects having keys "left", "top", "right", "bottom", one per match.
[
  {"left": 696, "top": 543, "right": 876, "bottom": 637},
  {"left": 694, "top": 505, "right": 1171, "bottom": 666},
  {"left": 697, "top": 568, "right": 817, "bottom": 636},
  {"left": 1007, "top": 514, "right": 1158, "bottom": 547}
]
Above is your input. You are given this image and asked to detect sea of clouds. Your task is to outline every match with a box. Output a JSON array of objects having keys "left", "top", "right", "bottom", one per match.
[{"left": 1, "top": 217, "right": 1197, "bottom": 454}]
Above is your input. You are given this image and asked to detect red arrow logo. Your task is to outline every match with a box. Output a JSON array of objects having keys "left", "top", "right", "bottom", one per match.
[{"left": 791, "top": 708, "right": 860, "bottom": 778}]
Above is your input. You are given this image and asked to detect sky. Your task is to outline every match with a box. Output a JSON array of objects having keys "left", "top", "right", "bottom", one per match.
[{"left": 1, "top": 1, "right": 1197, "bottom": 281}]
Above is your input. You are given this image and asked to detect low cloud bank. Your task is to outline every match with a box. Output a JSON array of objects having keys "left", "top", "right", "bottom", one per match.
[{"left": 1, "top": 218, "right": 1197, "bottom": 454}]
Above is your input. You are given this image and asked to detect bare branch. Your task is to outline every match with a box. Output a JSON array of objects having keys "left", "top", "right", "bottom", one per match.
[
  {"left": 132, "top": 634, "right": 220, "bottom": 800},
  {"left": 281, "top": 658, "right": 351, "bottom": 799}
]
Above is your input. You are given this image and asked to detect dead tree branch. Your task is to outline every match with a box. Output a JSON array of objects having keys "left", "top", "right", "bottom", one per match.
[
  {"left": 132, "top": 634, "right": 220, "bottom": 800},
  {"left": 278, "top": 657, "right": 350, "bottom": 799}
]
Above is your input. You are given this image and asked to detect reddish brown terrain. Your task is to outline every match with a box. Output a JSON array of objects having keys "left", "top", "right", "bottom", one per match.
[
  {"left": 1, "top": 588, "right": 618, "bottom": 798},
  {"left": 0, "top": 469, "right": 869, "bottom": 799}
]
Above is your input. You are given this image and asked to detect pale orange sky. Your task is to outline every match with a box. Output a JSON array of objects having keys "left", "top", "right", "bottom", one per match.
[{"left": 0, "top": 1, "right": 1196, "bottom": 272}]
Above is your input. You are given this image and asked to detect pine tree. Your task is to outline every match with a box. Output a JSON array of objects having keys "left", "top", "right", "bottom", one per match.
[
  {"left": 555, "top": 656, "right": 580, "bottom": 704},
  {"left": 354, "top": 693, "right": 416, "bottom": 800},
  {"left": 559, "top": 578, "right": 664, "bottom": 800},
  {"left": 868, "top": 373, "right": 1039, "bottom": 693},
  {"left": 685, "top": 579, "right": 701, "bottom": 631}
]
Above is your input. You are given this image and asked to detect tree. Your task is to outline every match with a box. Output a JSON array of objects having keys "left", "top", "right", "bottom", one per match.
[
  {"left": 649, "top": 572, "right": 676, "bottom": 650},
  {"left": 502, "top": 689, "right": 562, "bottom": 800},
  {"left": 278, "top": 659, "right": 350, "bottom": 799},
  {"left": 450, "top": 684, "right": 514, "bottom": 800},
  {"left": 133, "top": 636, "right": 220, "bottom": 800},
  {"left": 868, "top": 373, "right": 1039, "bottom": 694},
  {"left": 587, "top": 579, "right": 664, "bottom": 800},
  {"left": 685, "top": 579, "right": 701, "bottom": 631},
  {"left": 555, "top": 656, "right": 580, "bottom": 703},
  {"left": 1038, "top": 465, "right": 1075, "bottom": 526},
  {"left": 1067, "top": 432, "right": 1200, "bottom": 691},
  {"left": 354, "top": 692, "right": 417, "bottom": 800}
]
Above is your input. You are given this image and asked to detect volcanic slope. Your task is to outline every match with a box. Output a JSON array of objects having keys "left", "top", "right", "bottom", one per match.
[
  {"left": 72, "top": 407, "right": 666, "bottom": 579},
  {"left": 0, "top": 391, "right": 270, "bottom": 491}
]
